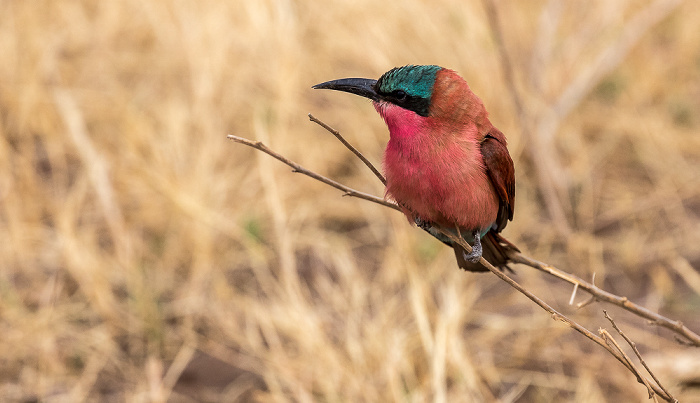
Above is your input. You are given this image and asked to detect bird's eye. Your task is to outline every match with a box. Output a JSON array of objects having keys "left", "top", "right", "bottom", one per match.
[{"left": 393, "top": 90, "right": 407, "bottom": 100}]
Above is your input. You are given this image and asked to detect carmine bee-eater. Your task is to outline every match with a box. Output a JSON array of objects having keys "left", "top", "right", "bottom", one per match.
[{"left": 313, "top": 65, "right": 518, "bottom": 272}]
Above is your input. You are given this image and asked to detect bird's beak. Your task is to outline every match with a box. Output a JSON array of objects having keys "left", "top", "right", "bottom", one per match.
[{"left": 312, "top": 78, "right": 380, "bottom": 102}]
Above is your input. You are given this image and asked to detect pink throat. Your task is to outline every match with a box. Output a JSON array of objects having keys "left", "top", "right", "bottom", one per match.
[{"left": 374, "top": 101, "right": 426, "bottom": 141}]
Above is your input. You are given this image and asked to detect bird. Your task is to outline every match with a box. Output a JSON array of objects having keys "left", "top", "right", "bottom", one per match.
[{"left": 313, "top": 65, "right": 518, "bottom": 272}]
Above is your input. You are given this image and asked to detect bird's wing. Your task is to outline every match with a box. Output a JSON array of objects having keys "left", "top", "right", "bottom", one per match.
[{"left": 480, "top": 127, "right": 515, "bottom": 232}]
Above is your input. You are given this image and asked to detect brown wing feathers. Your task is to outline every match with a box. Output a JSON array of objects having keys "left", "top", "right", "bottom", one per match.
[{"left": 480, "top": 128, "right": 515, "bottom": 232}]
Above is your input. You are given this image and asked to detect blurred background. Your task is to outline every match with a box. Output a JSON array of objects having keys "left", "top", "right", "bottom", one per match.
[{"left": 1, "top": 0, "right": 699, "bottom": 401}]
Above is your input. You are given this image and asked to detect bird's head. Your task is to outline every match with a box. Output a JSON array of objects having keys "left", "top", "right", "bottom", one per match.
[
  {"left": 313, "top": 65, "right": 440, "bottom": 117},
  {"left": 313, "top": 65, "right": 489, "bottom": 135}
]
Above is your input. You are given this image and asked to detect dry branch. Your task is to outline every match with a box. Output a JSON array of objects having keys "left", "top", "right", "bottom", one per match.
[
  {"left": 226, "top": 135, "right": 399, "bottom": 212},
  {"left": 605, "top": 311, "right": 678, "bottom": 402},
  {"left": 510, "top": 253, "right": 700, "bottom": 347},
  {"left": 437, "top": 228, "right": 674, "bottom": 402},
  {"left": 227, "top": 114, "right": 695, "bottom": 402},
  {"left": 308, "top": 113, "right": 386, "bottom": 185},
  {"left": 227, "top": 126, "right": 700, "bottom": 347}
]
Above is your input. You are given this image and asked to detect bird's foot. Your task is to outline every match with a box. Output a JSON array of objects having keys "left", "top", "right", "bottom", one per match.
[
  {"left": 461, "top": 229, "right": 483, "bottom": 263},
  {"left": 414, "top": 216, "right": 432, "bottom": 230}
]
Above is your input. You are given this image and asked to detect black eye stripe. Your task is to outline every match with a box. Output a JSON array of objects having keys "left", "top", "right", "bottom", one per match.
[
  {"left": 393, "top": 90, "right": 407, "bottom": 100},
  {"left": 375, "top": 83, "right": 431, "bottom": 117}
]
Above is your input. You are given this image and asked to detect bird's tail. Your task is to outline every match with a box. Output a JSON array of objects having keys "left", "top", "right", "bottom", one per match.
[{"left": 454, "top": 230, "right": 519, "bottom": 272}]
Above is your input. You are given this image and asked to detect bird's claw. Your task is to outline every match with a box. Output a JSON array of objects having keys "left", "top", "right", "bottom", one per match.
[
  {"left": 414, "top": 216, "right": 432, "bottom": 230},
  {"left": 461, "top": 229, "right": 483, "bottom": 263},
  {"left": 462, "top": 250, "right": 481, "bottom": 263}
]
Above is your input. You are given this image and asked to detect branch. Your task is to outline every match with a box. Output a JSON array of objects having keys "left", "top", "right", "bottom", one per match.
[
  {"left": 436, "top": 228, "right": 674, "bottom": 401},
  {"left": 226, "top": 135, "right": 400, "bottom": 212},
  {"left": 509, "top": 252, "right": 700, "bottom": 347},
  {"left": 605, "top": 311, "right": 678, "bottom": 402},
  {"left": 228, "top": 115, "right": 693, "bottom": 402},
  {"left": 308, "top": 113, "right": 386, "bottom": 185},
  {"left": 599, "top": 328, "right": 658, "bottom": 402},
  {"left": 228, "top": 120, "right": 700, "bottom": 348}
]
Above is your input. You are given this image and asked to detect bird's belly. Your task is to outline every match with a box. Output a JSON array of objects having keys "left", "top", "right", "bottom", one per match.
[{"left": 384, "top": 154, "right": 498, "bottom": 231}]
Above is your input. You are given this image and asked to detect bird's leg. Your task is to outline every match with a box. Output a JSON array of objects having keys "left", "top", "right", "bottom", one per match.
[
  {"left": 462, "top": 229, "right": 483, "bottom": 263},
  {"left": 414, "top": 216, "right": 432, "bottom": 230}
]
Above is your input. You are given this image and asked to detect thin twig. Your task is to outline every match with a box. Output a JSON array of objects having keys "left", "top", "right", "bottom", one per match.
[
  {"left": 226, "top": 135, "right": 400, "bottom": 212},
  {"left": 604, "top": 311, "right": 678, "bottom": 402},
  {"left": 576, "top": 273, "right": 597, "bottom": 309},
  {"left": 228, "top": 134, "right": 457, "bottom": 246},
  {"left": 576, "top": 295, "right": 596, "bottom": 309},
  {"left": 508, "top": 252, "right": 700, "bottom": 347},
  {"left": 434, "top": 226, "right": 672, "bottom": 401},
  {"left": 568, "top": 282, "right": 579, "bottom": 306},
  {"left": 308, "top": 113, "right": 386, "bottom": 185},
  {"left": 599, "top": 328, "right": 658, "bottom": 401}
]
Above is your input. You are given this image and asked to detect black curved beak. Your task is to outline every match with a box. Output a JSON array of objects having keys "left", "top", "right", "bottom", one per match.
[{"left": 312, "top": 78, "right": 380, "bottom": 102}]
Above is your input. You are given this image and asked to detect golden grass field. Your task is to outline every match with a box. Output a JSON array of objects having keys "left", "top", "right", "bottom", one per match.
[{"left": 1, "top": 0, "right": 699, "bottom": 401}]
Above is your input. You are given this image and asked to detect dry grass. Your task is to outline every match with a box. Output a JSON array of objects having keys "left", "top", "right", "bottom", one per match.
[{"left": 1, "top": 0, "right": 699, "bottom": 401}]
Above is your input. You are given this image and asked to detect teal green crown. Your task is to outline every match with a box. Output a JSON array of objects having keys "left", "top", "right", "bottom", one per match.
[{"left": 375, "top": 65, "right": 442, "bottom": 100}]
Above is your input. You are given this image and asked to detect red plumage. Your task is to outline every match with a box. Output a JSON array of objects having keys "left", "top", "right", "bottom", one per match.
[
  {"left": 313, "top": 66, "right": 518, "bottom": 271},
  {"left": 376, "top": 69, "right": 517, "bottom": 271}
]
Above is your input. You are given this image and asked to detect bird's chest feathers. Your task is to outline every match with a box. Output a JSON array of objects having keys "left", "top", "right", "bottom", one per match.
[
  {"left": 384, "top": 122, "right": 482, "bottom": 201},
  {"left": 378, "top": 103, "right": 496, "bottom": 229}
]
